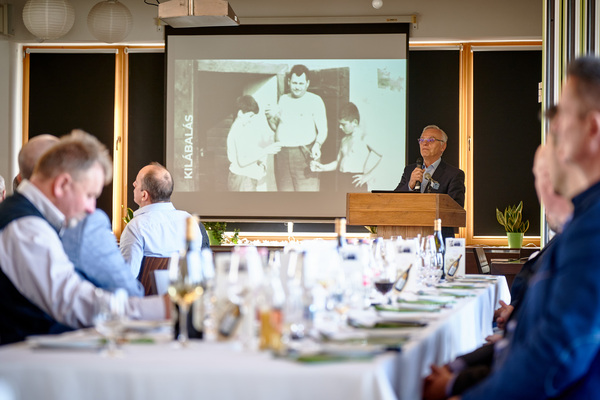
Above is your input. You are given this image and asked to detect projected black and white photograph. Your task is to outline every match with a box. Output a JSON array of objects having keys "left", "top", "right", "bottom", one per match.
[
  {"left": 172, "top": 59, "right": 406, "bottom": 194},
  {"left": 166, "top": 28, "right": 408, "bottom": 218}
]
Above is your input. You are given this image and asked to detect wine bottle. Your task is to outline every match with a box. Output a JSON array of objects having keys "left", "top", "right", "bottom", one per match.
[
  {"left": 393, "top": 264, "right": 412, "bottom": 292},
  {"left": 335, "top": 217, "right": 347, "bottom": 249},
  {"left": 447, "top": 254, "right": 463, "bottom": 277},
  {"left": 173, "top": 216, "right": 204, "bottom": 340},
  {"left": 218, "top": 301, "right": 242, "bottom": 339},
  {"left": 433, "top": 218, "right": 446, "bottom": 280}
]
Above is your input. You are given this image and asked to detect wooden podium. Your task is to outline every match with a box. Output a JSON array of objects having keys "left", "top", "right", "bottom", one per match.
[{"left": 346, "top": 193, "right": 466, "bottom": 239}]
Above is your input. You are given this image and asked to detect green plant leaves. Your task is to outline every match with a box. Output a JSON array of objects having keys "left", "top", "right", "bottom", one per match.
[
  {"left": 495, "top": 201, "right": 529, "bottom": 233},
  {"left": 121, "top": 205, "right": 134, "bottom": 225},
  {"left": 203, "top": 222, "right": 227, "bottom": 244}
]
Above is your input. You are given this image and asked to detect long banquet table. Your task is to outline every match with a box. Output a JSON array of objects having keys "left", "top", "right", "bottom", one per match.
[{"left": 0, "top": 277, "right": 509, "bottom": 400}]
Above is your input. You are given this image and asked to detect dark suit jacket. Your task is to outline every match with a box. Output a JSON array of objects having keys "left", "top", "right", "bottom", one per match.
[
  {"left": 394, "top": 159, "right": 465, "bottom": 207},
  {"left": 394, "top": 159, "right": 465, "bottom": 238},
  {"left": 450, "top": 239, "right": 556, "bottom": 396}
]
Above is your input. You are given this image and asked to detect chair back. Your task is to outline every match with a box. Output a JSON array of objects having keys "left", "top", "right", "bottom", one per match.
[
  {"left": 473, "top": 247, "right": 491, "bottom": 274},
  {"left": 138, "top": 256, "right": 171, "bottom": 296}
]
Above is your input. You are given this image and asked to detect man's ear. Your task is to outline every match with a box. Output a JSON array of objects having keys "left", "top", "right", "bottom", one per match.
[
  {"left": 52, "top": 172, "right": 72, "bottom": 199},
  {"left": 586, "top": 110, "right": 600, "bottom": 154},
  {"left": 141, "top": 189, "right": 150, "bottom": 203}
]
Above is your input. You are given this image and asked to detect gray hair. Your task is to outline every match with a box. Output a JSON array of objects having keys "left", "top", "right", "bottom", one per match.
[{"left": 422, "top": 125, "right": 448, "bottom": 143}]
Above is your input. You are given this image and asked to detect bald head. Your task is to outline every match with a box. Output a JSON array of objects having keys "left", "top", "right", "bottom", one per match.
[
  {"left": 133, "top": 163, "right": 173, "bottom": 207},
  {"left": 18, "top": 134, "right": 60, "bottom": 181}
]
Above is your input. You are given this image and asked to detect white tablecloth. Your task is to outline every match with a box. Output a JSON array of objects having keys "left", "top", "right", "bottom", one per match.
[{"left": 0, "top": 276, "right": 509, "bottom": 400}]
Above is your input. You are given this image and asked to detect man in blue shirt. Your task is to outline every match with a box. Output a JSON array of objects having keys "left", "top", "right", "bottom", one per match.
[
  {"left": 455, "top": 56, "right": 600, "bottom": 400},
  {"left": 62, "top": 210, "right": 144, "bottom": 296}
]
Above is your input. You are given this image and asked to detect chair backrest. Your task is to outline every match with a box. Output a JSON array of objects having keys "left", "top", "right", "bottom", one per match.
[
  {"left": 473, "top": 247, "right": 491, "bottom": 274},
  {"left": 138, "top": 256, "right": 171, "bottom": 296}
]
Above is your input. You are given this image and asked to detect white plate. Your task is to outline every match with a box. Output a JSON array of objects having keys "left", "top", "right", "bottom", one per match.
[{"left": 27, "top": 330, "right": 102, "bottom": 351}]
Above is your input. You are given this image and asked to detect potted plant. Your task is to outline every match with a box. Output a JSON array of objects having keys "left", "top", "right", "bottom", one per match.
[
  {"left": 496, "top": 201, "right": 530, "bottom": 248},
  {"left": 203, "top": 222, "right": 227, "bottom": 245},
  {"left": 365, "top": 225, "right": 378, "bottom": 239}
]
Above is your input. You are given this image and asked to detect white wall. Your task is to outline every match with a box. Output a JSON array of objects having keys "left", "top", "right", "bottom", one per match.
[{"left": 0, "top": 0, "right": 543, "bottom": 189}]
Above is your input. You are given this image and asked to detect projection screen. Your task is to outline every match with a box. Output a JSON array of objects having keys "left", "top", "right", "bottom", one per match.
[{"left": 166, "top": 23, "right": 409, "bottom": 220}]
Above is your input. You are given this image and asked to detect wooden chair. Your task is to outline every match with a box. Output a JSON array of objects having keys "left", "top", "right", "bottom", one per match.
[
  {"left": 138, "top": 256, "right": 171, "bottom": 296},
  {"left": 473, "top": 247, "right": 491, "bottom": 274}
]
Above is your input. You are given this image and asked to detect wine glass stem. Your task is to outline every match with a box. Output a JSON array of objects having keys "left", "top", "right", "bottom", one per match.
[{"left": 178, "top": 303, "right": 190, "bottom": 345}]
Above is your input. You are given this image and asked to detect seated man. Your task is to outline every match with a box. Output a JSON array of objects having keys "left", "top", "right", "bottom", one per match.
[
  {"left": 423, "top": 115, "right": 578, "bottom": 400},
  {"left": 120, "top": 162, "right": 207, "bottom": 278},
  {"left": 0, "top": 130, "right": 167, "bottom": 345},
  {"left": 62, "top": 210, "right": 144, "bottom": 296},
  {"left": 16, "top": 134, "right": 143, "bottom": 297}
]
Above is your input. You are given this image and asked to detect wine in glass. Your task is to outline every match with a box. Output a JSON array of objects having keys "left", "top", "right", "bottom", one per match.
[
  {"left": 373, "top": 246, "right": 396, "bottom": 305},
  {"left": 168, "top": 217, "right": 204, "bottom": 346}
]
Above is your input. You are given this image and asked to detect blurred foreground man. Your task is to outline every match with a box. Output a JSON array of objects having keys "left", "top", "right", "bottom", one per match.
[
  {"left": 456, "top": 56, "right": 600, "bottom": 400},
  {"left": 0, "top": 175, "right": 5, "bottom": 202},
  {"left": 0, "top": 130, "right": 167, "bottom": 345},
  {"left": 16, "top": 134, "right": 144, "bottom": 297}
]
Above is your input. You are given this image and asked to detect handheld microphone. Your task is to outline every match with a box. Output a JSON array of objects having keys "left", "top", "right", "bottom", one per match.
[{"left": 414, "top": 157, "right": 424, "bottom": 191}]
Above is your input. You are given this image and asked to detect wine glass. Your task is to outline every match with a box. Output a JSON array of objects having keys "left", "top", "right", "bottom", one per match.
[
  {"left": 227, "top": 246, "right": 264, "bottom": 349},
  {"left": 93, "top": 288, "right": 127, "bottom": 357},
  {"left": 373, "top": 240, "right": 397, "bottom": 304},
  {"left": 168, "top": 251, "right": 204, "bottom": 346},
  {"left": 423, "top": 236, "right": 443, "bottom": 286}
]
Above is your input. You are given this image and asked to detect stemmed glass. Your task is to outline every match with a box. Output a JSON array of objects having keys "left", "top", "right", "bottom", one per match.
[
  {"left": 227, "top": 246, "right": 264, "bottom": 349},
  {"left": 372, "top": 240, "right": 397, "bottom": 304},
  {"left": 168, "top": 251, "right": 204, "bottom": 346},
  {"left": 93, "top": 288, "right": 127, "bottom": 357},
  {"left": 423, "top": 236, "right": 443, "bottom": 286}
]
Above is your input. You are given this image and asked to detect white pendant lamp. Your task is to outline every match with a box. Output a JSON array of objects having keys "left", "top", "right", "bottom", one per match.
[
  {"left": 22, "top": 0, "right": 75, "bottom": 40},
  {"left": 87, "top": 0, "right": 133, "bottom": 43}
]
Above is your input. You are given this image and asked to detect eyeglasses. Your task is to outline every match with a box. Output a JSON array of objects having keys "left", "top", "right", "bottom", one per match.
[{"left": 418, "top": 137, "right": 446, "bottom": 144}]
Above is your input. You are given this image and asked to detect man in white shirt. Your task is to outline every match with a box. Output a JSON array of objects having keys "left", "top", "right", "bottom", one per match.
[
  {"left": 120, "top": 162, "right": 205, "bottom": 278},
  {"left": 0, "top": 130, "right": 167, "bottom": 345},
  {"left": 265, "top": 64, "right": 328, "bottom": 191}
]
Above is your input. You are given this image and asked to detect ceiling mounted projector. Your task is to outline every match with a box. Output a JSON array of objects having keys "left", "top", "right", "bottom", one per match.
[{"left": 158, "top": 0, "right": 239, "bottom": 28}]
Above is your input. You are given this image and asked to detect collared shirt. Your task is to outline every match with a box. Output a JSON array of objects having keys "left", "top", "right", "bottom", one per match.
[
  {"left": 61, "top": 209, "right": 144, "bottom": 297},
  {"left": 410, "top": 157, "right": 442, "bottom": 192},
  {"left": 119, "top": 202, "right": 203, "bottom": 277},
  {"left": 0, "top": 181, "right": 164, "bottom": 329}
]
